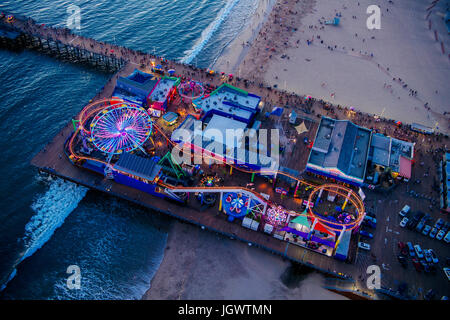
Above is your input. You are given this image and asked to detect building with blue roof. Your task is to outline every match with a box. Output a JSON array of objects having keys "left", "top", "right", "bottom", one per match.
[
  {"left": 306, "top": 117, "right": 372, "bottom": 186},
  {"left": 114, "top": 69, "right": 158, "bottom": 106},
  {"left": 192, "top": 83, "right": 261, "bottom": 125}
]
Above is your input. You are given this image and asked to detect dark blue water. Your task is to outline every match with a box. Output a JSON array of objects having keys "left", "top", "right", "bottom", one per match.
[{"left": 0, "top": 0, "right": 259, "bottom": 299}]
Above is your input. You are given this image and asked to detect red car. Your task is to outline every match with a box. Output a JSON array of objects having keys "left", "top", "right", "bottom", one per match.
[
  {"left": 397, "top": 241, "right": 408, "bottom": 256},
  {"left": 412, "top": 258, "right": 422, "bottom": 272}
]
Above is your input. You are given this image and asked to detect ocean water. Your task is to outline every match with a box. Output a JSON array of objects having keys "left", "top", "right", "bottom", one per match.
[{"left": 0, "top": 0, "right": 259, "bottom": 299}]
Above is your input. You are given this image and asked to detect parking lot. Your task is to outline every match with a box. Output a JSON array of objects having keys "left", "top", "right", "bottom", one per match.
[{"left": 355, "top": 173, "right": 449, "bottom": 299}]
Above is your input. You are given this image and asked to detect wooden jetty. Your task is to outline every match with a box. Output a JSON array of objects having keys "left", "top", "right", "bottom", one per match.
[{"left": 0, "top": 16, "right": 125, "bottom": 72}]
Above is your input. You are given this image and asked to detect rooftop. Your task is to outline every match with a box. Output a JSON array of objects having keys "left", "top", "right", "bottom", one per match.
[
  {"left": 149, "top": 77, "right": 178, "bottom": 102},
  {"left": 116, "top": 69, "right": 158, "bottom": 96},
  {"left": 368, "top": 133, "right": 414, "bottom": 172},
  {"left": 203, "top": 114, "right": 248, "bottom": 147},
  {"left": 308, "top": 117, "right": 372, "bottom": 181},
  {"left": 114, "top": 152, "right": 162, "bottom": 182},
  {"left": 193, "top": 83, "right": 261, "bottom": 123},
  {"left": 172, "top": 115, "right": 278, "bottom": 172}
]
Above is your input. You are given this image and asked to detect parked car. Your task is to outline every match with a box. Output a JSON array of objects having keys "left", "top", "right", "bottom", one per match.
[
  {"left": 441, "top": 222, "right": 449, "bottom": 234},
  {"left": 407, "top": 214, "right": 421, "bottom": 229},
  {"left": 366, "top": 209, "right": 376, "bottom": 218},
  {"left": 397, "top": 255, "right": 408, "bottom": 268},
  {"left": 424, "top": 250, "right": 433, "bottom": 263},
  {"left": 416, "top": 219, "right": 426, "bottom": 232},
  {"left": 412, "top": 211, "right": 425, "bottom": 224},
  {"left": 358, "top": 242, "right": 371, "bottom": 251},
  {"left": 359, "top": 230, "right": 373, "bottom": 239},
  {"left": 435, "top": 218, "right": 445, "bottom": 229},
  {"left": 406, "top": 219, "right": 417, "bottom": 230},
  {"left": 362, "top": 220, "right": 376, "bottom": 229},
  {"left": 398, "top": 241, "right": 408, "bottom": 256},
  {"left": 412, "top": 258, "right": 422, "bottom": 272},
  {"left": 398, "top": 241, "right": 406, "bottom": 251},
  {"left": 445, "top": 231, "right": 450, "bottom": 243},
  {"left": 414, "top": 244, "right": 424, "bottom": 259},
  {"left": 364, "top": 215, "right": 377, "bottom": 224},
  {"left": 407, "top": 242, "right": 415, "bottom": 257},
  {"left": 429, "top": 227, "right": 438, "bottom": 239},
  {"left": 422, "top": 225, "right": 432, "bottom": 236},
  {"left": 428, "top": 249, "right": 438, "bottom": 264},
  {"left": 400, "top": 217, "right": 409, "bottom": 228},
  {"left": 416, "top": 214, "right": 431, "bottom": 232},
  {"left": 399, "top": 205, "right": 410, "bottom": 217},
  {"left": 436, "top": 229, "right": 446, "bottom": 241}
]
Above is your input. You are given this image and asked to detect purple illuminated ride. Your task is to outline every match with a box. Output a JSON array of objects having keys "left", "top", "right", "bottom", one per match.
[{"left": 90, "top": 104, "right": 152, "bottom": 155}]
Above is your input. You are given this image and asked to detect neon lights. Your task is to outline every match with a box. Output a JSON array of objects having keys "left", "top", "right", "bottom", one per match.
[{"left": 90, "top": 104, "right": 152, "bottom": 155}]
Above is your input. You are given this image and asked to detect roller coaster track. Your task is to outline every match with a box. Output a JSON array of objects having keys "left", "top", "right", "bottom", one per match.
[{"left": 68, "top": 99, "right": 365, "bottom": 231}]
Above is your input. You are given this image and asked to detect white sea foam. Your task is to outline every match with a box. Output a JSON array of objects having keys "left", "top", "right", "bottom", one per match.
[
  {"left": 21, "top": 178, "right": 88, "bottom": 262},
  {"left": 181, "top": 0, "right": 241, "bottom": 64},
  {"left": 0, "top": 268, "right": 17, "bottom": 292}
]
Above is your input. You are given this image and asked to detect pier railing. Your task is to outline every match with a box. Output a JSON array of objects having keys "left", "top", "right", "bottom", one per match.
[{"left": 0, "top": 18, "right": 126, "bottom": 73}]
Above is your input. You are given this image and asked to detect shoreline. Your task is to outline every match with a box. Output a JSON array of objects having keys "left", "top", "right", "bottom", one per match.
[{"left": 212, "top": 0, "right": 277, "bottom": 75}]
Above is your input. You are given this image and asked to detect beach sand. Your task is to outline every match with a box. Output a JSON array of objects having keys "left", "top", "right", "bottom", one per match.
[
  {"left": 224, "top": 0, "right": 450, "bottom": 133},
  {"left": 143, "top": 221, "right": 347, "bottom": 300}
]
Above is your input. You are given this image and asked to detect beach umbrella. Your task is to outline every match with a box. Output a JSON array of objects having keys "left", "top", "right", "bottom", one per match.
[{"left": 168, "top": 69, "right": 175, "bottom": 75}]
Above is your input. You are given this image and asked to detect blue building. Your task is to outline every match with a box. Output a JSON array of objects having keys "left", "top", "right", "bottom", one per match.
[{"left": 114, "top": 69, "right": 158, "bottom": 106}]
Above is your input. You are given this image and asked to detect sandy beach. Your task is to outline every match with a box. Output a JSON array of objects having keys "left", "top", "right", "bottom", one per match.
[
  {"left": 220, "top": 0, "right": 450, "bottom": 133},
  {"left": 143, "top": 221, "right": 347, "bottom": 300},
  {"left": 212, "top": 0, "right": 277, "bottom": 75}
]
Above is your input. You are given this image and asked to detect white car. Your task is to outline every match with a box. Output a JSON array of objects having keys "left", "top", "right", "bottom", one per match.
[
  {"left": 414, "top": 244, "right": 424, "bottom": 259},
  {"left": 358, "top": 242, "right": 371, "bottom": 251},
  {"left": 399, "top": 205, "right": 410, "bottom": 217},
  {"left": 400, "top": 217, "right": 409, "bottom": 227},
  {"left": 444, "top": 231, "right": 450, "bottom": 244},
  {"left": 436, "top": 229, "right": 446, "bottom": 240}
]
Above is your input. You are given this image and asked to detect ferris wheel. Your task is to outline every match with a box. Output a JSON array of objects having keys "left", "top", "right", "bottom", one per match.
[{"left": 89, "top": 104, "right": 152, "bottom": 155}]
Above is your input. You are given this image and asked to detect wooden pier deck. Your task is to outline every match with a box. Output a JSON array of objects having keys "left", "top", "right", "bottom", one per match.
[
  {"left": 4, "top": 12, "right": 380, "bottom": 298},
  {"left": 31, "top": 116, "right": 357, "bottom": 282}
]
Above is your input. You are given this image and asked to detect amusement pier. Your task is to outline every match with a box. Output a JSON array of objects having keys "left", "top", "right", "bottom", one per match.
[{"left": 1, "top": 12, "right": 449, "bottom": 300}]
